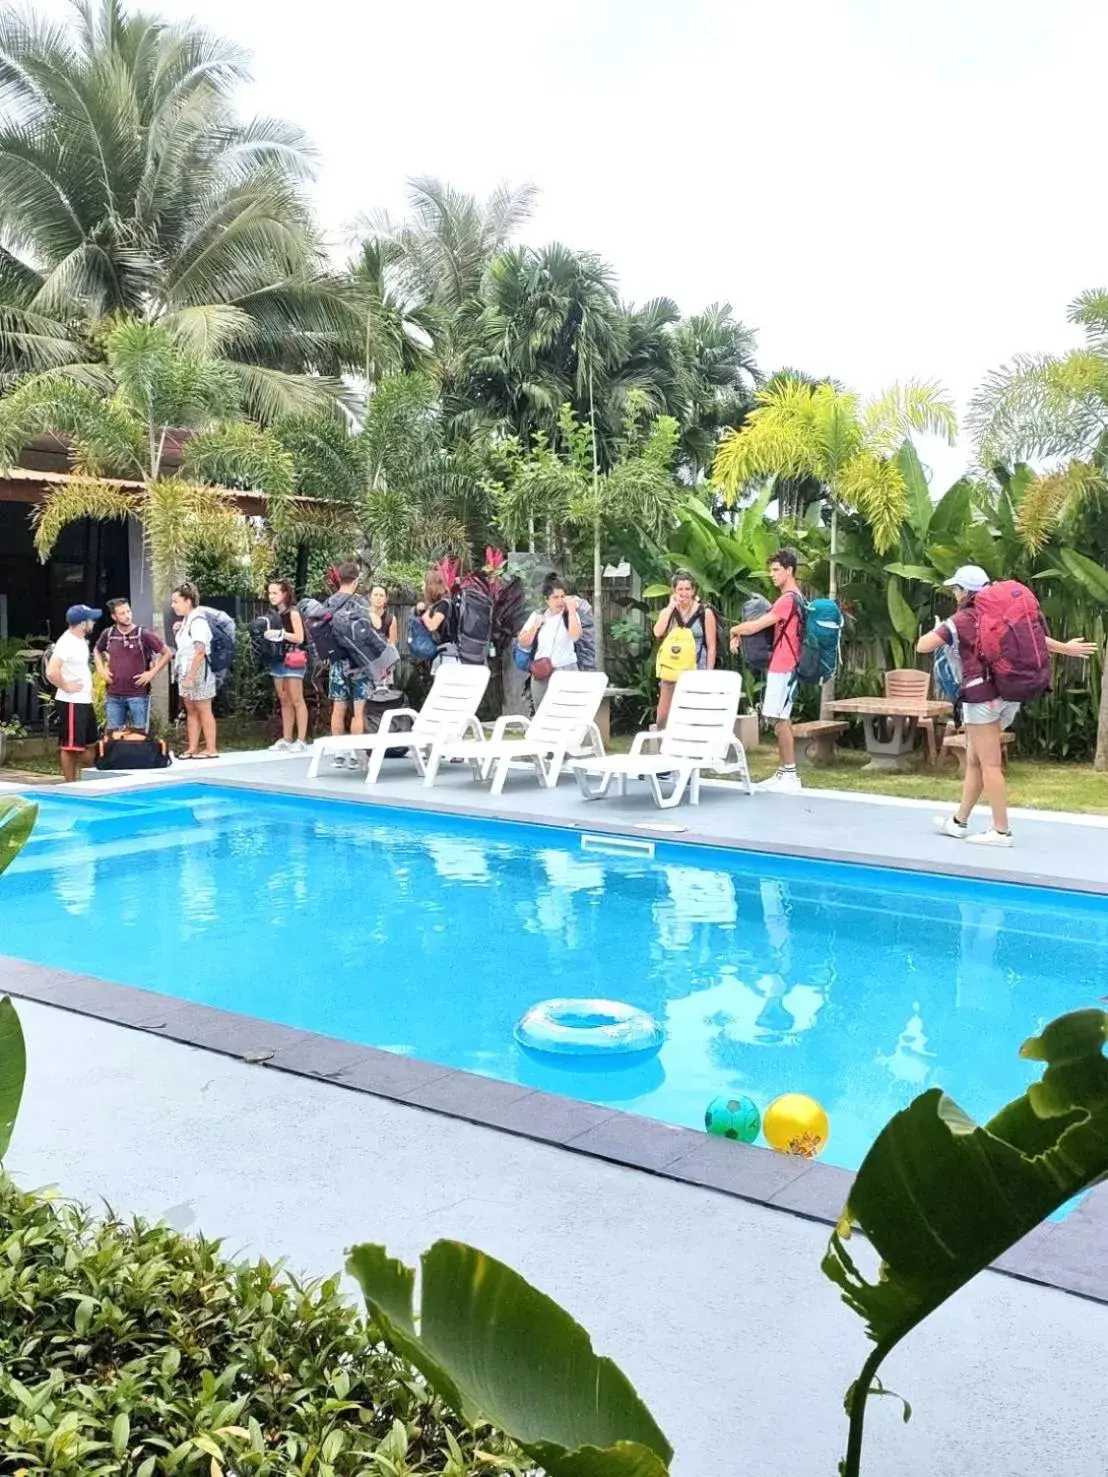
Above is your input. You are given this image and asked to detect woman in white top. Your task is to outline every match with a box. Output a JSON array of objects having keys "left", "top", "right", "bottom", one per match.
[
  {"left": 171, "top": 582, "right": 219, "bottom": 758},
  {"left": 516, "top": 573, "right": 583, "bottom": 710}
]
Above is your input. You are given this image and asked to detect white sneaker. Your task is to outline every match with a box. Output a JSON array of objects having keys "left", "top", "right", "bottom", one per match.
[
  {"left": 934, "top": 816, "right": 969, "bottom": 839},
  {"left": 758, "top": 769, "right": 803, "bottom": 794},
  {"left": 344, "top": 754, "right": 362, "bottom": 770},
  {"left": 967, "top": 829, "right": 1014, "bottom": 848},
  {"left": 268, "top": 739, "right": 290, "bottom": 752},
  {"left": 288, "top": 740, "right": 308, "bottom": 754},
  {"left": 330, "top": 753, "right": 348, "bottom": 770}
]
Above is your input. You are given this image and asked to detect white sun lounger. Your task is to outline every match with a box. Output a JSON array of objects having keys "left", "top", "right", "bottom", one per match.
[
  {"left": 427, "top": 669, "right": 609, "bottom": 792},
  {"left": 306, "top": 664, "right": 490, "bottom": 786},
  {"left": 571, "top": 669, "right": 750, "bottom": 808}
]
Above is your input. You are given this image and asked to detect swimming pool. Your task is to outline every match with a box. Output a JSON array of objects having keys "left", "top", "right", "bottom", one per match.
[{"left": 4, "top": 783, "right": 1107, "bottom": 1172}]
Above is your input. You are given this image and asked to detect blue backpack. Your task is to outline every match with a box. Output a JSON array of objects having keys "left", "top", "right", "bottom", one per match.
[
  {"left": 790, "top": 594, "right": 843, "bottom": 685},
  {"left": 407, "top": 610, "right": 439, "bottom": 662},
  {"left": 932, "top": 619, "right": 962, "bottom": 703}
]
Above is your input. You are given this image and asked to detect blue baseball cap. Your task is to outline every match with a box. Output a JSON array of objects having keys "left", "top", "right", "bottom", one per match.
[{"left": 65, "top": 604, "right": 101, "bottom": 625}]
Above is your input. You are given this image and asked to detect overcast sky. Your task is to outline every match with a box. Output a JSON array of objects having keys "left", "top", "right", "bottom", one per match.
[{"left": 38, "top": 0, "right": 1108, "bottom": 487}]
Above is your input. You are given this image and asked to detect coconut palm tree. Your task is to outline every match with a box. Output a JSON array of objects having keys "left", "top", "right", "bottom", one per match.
[
  {"left": 0, "top": 320, "right": 292, "bottom": 656},
  {"left": 0, "top": 0, "right": 351, "bottom": 419},
  {"left": 672, "top": 303, "right": 761, "bottom": 478}
]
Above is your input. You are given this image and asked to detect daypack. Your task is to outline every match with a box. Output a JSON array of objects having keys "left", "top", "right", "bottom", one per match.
[
  {"left": 331, "top": 598, "right": 398, "bottom": 681},
  {"left": 455, "top": 584, "right": 493, "bottom": 665},
  {"left": 932, "top": 619, "right": 963, "bottom": 704},
  {"left": 192, "top": 606, "right": 235, "bottom": 688},
  {"left": 299, "top": 597, "right": 343, "bottom": 666},
  {"left": 39, "top": 643, "right": 56, "bottom": 689},
  {"left": 655, "top": 622, "right": 698, "bottom": 682},
  {"left": 407, "top": 611, "right": 440, "bottom": 662},
  {"left": 95, "top": 731, "right": 171, "bottom": 771},
  {"left": 739, "top": 596, "right": 773, "bottom": 672},
  {"left": 249, "top": 614, "right": 280, "bottom": 668},
  {"left": 788, "top": 594, "right": 843, "bottom": 685},
  {"left": 973, "top": 580, "right": 1051, "bottom": 702},
  {"left": 562, "top": 598, "right": 597, "bottom": 671},
  {"left": 512, "top": 639, "right": 532, "bottom": 672}
]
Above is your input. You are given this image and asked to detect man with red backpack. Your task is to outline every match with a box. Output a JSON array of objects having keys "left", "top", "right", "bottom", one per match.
[{"left": 917, "top": 565, "right": 1096, "bottom": 847}]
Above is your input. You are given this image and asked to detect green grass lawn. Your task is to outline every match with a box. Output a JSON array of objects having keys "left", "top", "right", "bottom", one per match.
[{"left": 607, "top": 736, "right": 1108, "bottom": 815}]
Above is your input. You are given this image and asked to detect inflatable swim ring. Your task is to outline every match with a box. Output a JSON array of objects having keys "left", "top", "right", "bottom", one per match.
[{"left": 514, "top": 998, "right": 664, "bottom": 1058}]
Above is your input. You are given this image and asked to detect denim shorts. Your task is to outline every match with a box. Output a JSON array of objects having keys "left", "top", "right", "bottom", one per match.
[
  {"left": 105, "top": 695, "right": 150, "bottom": 731},
  {"left": 963, "top": 699, "right": 1020, "bottom": 730}
]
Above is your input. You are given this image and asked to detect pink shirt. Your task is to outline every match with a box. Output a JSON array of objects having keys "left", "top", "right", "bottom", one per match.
[{"left": 768, "top": 592, "right": 803, "bottom": 674}]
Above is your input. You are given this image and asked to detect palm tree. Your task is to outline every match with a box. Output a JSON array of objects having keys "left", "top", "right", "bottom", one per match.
[
  {"left": 969, "top": 296, "right": 1108, "bottom": 768},
  {"left": 714, "top": 377, "right": 958, "bottom": 593},
  {"left": 0, "top": 320, "right": 292, "bottom": 665},
  {"left": 968, "top": 289, "right": 1108, "bottom": 547},
  {"left": 671, "top": 303, "right": 760, "bottom": 478},
  {"left": 0, "top": 0, "right": 350, "bottom": 420},
  {"left": 714, "top": 377, "right": 956, "bottom": 714}
]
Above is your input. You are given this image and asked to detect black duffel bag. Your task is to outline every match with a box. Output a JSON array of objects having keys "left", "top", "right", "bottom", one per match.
[
  {"left": 363, "top": 687, "right": 411, "bottom": 759},
  {"left": 95, "top": 730, "right": 172, "bottom": 770}
]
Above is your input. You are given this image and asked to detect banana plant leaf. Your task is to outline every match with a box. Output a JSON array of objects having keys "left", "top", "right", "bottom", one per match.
[
  {"left": 1058, "top": 547, "right": 1108, "bottom": 604},
  {"left": 824, "top": 1009, "right": 1108, "bottom": 1474},
  {"left": 885, "top": 576, "right": 918, "bottom": 641},
  {"left": 0, "top": 999, "right": 25, "bottom": 1160},
  {"left": 883, "top": 563, "right": 940, "bottom": 584},
  {"left": 926, "top": 477, "right": 972, "bottom": 540},
  {"left": 0, "top": 798, "right": 36, "bottom": 877},
  {"left": 348, "top": 1240, "right": 673, "bottom": 1477},
  {"left": 895, "top": 441, "right": 933, "bottom": 540}
]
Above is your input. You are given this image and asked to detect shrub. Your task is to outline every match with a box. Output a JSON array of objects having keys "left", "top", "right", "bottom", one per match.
[{"left": 0, "top": 1177, "right": 526, "bottom": 1475}]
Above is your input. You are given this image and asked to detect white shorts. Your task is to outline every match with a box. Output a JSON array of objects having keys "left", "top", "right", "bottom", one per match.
[
  {"left": 963, "top": 699, "right": 1019, "bottom": 730},
  {"left": 762, "top": 670, "right": 797, "bottom": 722}
]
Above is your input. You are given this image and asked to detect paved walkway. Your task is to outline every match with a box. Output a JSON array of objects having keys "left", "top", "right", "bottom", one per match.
[
  {"left": 11, "top": 1002, "right": 1106, "bottom": 1477},
  {"left": 208, "top": 750, "right": 1108, "bottom": 894}
]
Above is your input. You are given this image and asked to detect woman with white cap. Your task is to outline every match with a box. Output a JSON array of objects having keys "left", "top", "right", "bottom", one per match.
[{"left": 917, "top": 564, "right": 1095, "bottom": 847}]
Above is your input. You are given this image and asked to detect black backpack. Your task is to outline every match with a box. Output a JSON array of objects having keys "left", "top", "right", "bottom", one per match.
[
  {"left": 330, "top": 596, "right": 398, "bottom": 681},
  {"left": 739, "top": 596, "right": 774, "bottom": 672},
  {"left": 455, "top": 585, "right": 493, "bottom": 665}
]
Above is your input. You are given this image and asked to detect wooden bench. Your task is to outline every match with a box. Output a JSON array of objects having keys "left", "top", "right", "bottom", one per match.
[
  {"left": 942, "top": 729, "right": 1015, "bottom": 775},
  {"left": 791, "top": 719, "right": 848, "bottom": 764}
]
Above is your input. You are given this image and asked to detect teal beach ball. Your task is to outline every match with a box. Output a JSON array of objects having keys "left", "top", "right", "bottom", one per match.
[{"left": 704, "top": 1094, "right": 761, "bottom": 1143}]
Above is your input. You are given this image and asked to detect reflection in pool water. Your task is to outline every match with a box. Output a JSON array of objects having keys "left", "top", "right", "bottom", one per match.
[{"left": 6, "top": 784, "right": 1107, "bottom": 1173}]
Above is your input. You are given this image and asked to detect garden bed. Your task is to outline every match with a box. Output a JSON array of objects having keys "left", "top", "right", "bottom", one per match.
[{"left": 0, "top": 1177, "right": 524, "bottom": 1475}]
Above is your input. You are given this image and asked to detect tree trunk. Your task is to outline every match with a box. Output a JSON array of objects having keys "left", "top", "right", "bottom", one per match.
[
  {"left": 1095, "top": 638, "right": 1108, "bottom": 772},
  {"left": 592, "top": 513, "right": 604, "bottom": 674},
  {"left": 820, "top": 504, "right": 839, "bottom": 719}
]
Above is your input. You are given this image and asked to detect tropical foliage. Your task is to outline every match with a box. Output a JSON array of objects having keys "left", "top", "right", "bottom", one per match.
[
  {"left": 0, "top": 0, "right": 351, "bottom": 420},
  {"left": 827, "top": 1008, "right": 1108, "bottom": 1476}
]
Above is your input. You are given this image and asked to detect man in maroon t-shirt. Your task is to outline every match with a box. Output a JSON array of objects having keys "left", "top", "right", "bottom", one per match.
[{"left": 93, "top": 598, "right": 170, "bottom": 732}]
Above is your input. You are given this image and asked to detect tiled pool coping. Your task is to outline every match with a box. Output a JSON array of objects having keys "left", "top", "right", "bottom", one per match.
[{"left": 3, "top": 950, "right": 1105, "bottom": 1306}]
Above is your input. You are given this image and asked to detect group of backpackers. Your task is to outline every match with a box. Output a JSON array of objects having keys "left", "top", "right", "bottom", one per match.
[{"left": 651, "top": 548, "right": 1097, "bottom": 844}]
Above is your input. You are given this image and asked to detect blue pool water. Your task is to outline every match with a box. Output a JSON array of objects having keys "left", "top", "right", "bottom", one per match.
[{"left": 4, "top": 784, "right": 1107, "bottom": 1173}]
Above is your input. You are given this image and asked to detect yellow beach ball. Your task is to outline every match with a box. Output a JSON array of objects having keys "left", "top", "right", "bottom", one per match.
[{"left": 763, "top": 1093, "right": 830, "bottom": 1158}]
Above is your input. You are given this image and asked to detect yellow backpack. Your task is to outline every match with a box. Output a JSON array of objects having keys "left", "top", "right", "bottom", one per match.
[{"left": 655, "top": 622, "right": 697, "bottom": 681}]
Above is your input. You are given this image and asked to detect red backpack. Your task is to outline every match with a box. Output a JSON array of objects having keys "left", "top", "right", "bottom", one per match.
[{"left": 973, "top": 581, "right": 1051, "bottom": 702}]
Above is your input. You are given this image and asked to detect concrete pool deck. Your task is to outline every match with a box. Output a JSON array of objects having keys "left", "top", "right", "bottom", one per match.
[{"left": 9, "top": 999, "right": 1108, "bottom": 1477}]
